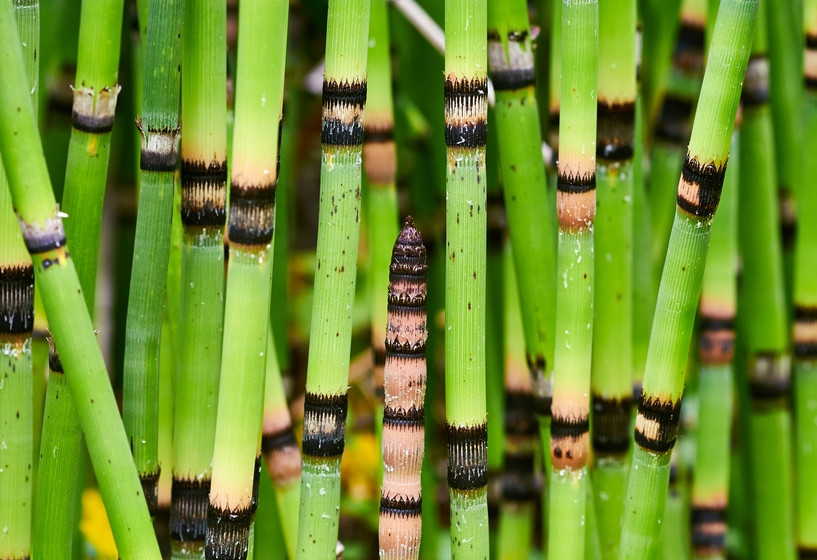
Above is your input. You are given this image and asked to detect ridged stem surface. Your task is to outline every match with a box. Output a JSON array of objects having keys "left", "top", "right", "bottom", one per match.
[
  {"left": 122, "top": 0, "right": 184, "bottom": 517},
  {"left": 171, "top": 0, "right": 227, "bottom": 555},
  {"left": 444, "top": 0, "right": 489, "bottom": 556},
  {"left": 295, "top": 0, "right": 370, "bottom": 557},
  {"left": 618, "top": 1, "right": 757, "bottom": 557},
  {"left": 548, "top": 1, "right": 597, "bottom": 559}
]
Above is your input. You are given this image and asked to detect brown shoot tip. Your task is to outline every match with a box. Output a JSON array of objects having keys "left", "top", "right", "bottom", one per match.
[{"left": 398, "top": 216, "right": 422, "bottom": 244}]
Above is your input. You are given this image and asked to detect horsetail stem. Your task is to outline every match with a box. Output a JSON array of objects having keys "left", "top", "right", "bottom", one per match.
[
  {"left": 295, "top": 0, "right": 370, "bottom": 556},
  {"left": 378, "top": 218, "right": 427, "bottom": 560},
  {"left": 443, "top": 0, "right": 489, "bottom": 555},
  {"left": 171, "top": 0, "right": 227, "bottom": 555},
  {"left": 32, "top": 340, "right": 82, "bottom": 558},
  {"left": 60, "top": 0, "right": 123, "bottom": 312},
  {"left": 122, "top": 0, "right": 183, "bottom": 518},
  {"left": 547, "top": 2, "right": 598, "bottom": 559},
  {"left": 497, "top": 240, "right": 537, "bottom": 560},
  {"left": 366, "top": 0, "right": 400, "bottom": 429},
  {"left": 738, "top": 5, "right": 795, "bottom": 558},
  {"left": 591, "top": 0, "right": 635, "bottom": 555},
  {"left": 261, "top": 327, "right": 301, "bottom": 560},
  {"left": 207, "top": 0, "right": 288, "bottom": 555},
  {"left": 690, "top": 129, "right": 739, "bottom": 560},
  {"left": 618, "top": 1, "right": 757, "bottom": 557},
  {"left": 0, "top": 4, "right": 36, "bottom": 558},
  {"left": 793, "top": 4, "right": 817, "bottom": 555},
  {"left": 649, "top": 0, "right": 707, "bottom": 284},
  {"left": 0, "top": 2, "right": 161, "bottom": 556},
  {"left": 766, "top": 0, "right": 803, "bottom": 253},
  {"left": 487, "top": 0, "right": 556, "bottom": 461},
  {"left": 548, "top": 0, "right": 561, "bottom": 161}
]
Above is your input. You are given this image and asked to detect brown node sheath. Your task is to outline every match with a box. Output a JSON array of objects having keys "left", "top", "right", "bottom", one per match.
[
  {"left": 18, "top": 213, "right": 67, "bottom": 255},
  {"left": 677, "top": 154, "right": 727, "bottom": 219},
  {"left": 556, "top": 173, "right": 596, "bottom": 231},
  {"left": 674, "top": 20, "right": 705, "bottom": 76},
  {"left": 655, "top": 95, "right": 694, "bottom": 144},
  {"left": 205, "top": 504, "right": 253, "bottom": 560},
  {"left": 748, "top": 352, "right": 791, "bottom": 401},
  {"left": 741, "top": 54, "right": 770, "bottom": 107},
  {"left": 321, "top": 79, "right": 367, "bottom": 146},
  {"left": 591, "top": 396, "right": 633, "bottom": 454},
  {"left": 139, "top": 470, "right": 160, "bottom": 518},
  {"left": 71, "top": 85, "right": 121, "bottom": 134},
  {"left": 550, "top": 415, "right": 590, "bottom": 470},
  {"left": 0, "top": 264, "right": 34, "bottom": 338},
  {"left": 690, "top": 505, "right": 727, "bottom": 557},
  {"left": 634, "top": 393, "right": 682, "bottom": 453},
  {"left": 502, "top": 391, "right": 536, "bottom": 502},
  {"left": 487, "top": 29, "right": 535, "bottom": 92},
  {"left": 363, "top": 123, "right": 396, "bottom": 186},
  {"left": 806, "top": 34, "right": 817, "bottom": 89},
  {"left": 698, "top": 313, "right": 735, "bottom": 365},
  {"left": 181, "top": 159, "right": 228, "bottom": 228},
  {"left": 47, "top": 338, "right": 64, "bottom": 374},
  {"left": 526, "top": 353, "right": 552, "bottom": 417},
  {"left": 597, "top": 101, "right": 635, "bottom": 161},
  {"left": 227, "top": 180, "right": 276, "bottom": 246},
  {"left": 302, "top": 392, "right": 348, "bottom": 458},
  {"left": 137, "top": 120, "right": 180, "bottom": 172},
  {"left": 801, "top": 546, "right": 817, "bottom": 560},
  {"left": 261, "top": 421, "right": 301, "bottom": 487},
  {"left": 170, "top": 477, "right": 211, "bottom": 542},
  {"left": 794, "top": 305, "right": 817, "bottom": 359},
  {"left": 446, "top": 424, "right": 488, "bottom": 490},
  {"left": 444, "top": 76, "right": 488, "bottom": 149}
]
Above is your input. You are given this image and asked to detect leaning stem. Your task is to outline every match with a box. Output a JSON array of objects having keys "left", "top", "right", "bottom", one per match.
[{"left": 618, "top": 1, "right": 757, "bottom": 558}]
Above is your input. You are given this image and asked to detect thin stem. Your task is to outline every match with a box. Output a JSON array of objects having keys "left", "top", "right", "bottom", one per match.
[
  {"left": 295, "top": 0, "right": 370, "bottom": 556},
  {"left": 618, "top": 1, "right": 757, "bottom": 557}
]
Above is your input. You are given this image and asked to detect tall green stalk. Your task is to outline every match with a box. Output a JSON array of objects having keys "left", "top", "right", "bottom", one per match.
[
  {"left": 649, "top": 0, "right": 707, "bottom": 284},
  {"left": 366, "top": 0, "right": 400, "bottom": 442},
  {"left": 547, "top": 1, "right": 597, "bottom": 559},
  {"left": 690, "top": 130, "right": 739, "bottom": 560},
  {"left": 443, "top": 0, "right": 489, "bottom": 556},
  {"left": 261, "top": 327, "right": 301, "bottom": 560},
  {"left": 793, "top": 5, "right": 817, "bottom": 556},
  {"left": 487, "top": 0, "right": 555, "bottom": 467},
  {"left": 0, "top": 4, "right": 36, "bottom": 559},
  {"left": 737, "top": 5, "right": 795, "bottom": 558},
  {"left": 122, "top": 0, "right": 183, "bottom": 517},
  {"left": 171, "top": 0, "right": 227, "bottom": 556},
  {"left": 295, "top": 0, "right": 370, "bottom": 556},
  {"left": 207, "top": 0, "right": 288, "bottom": 555},
  {"left": 497, "top": 239, "right": 536, "bottom": 560},
  {"left": 0, "top": 1, "right": 161, "bottom": 556},
  {"left": 618, "top": 0, "right": 757, "bottom": 557},
  {"left": 591, "top": 0, "right": 635, "bottom": 556}
]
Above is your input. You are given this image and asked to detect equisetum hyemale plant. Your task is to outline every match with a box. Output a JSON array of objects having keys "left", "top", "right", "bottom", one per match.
[
  {"left": 794, "top": 3, "right": 817, "bottom": 556},
  {"left": 171, "top": 0, "right": 227, "bottom": 556},
  {"left": 378, "top": 217, "right": 428, "bottom": 560},
  {"left": 207, "top": 0, "right": 288, "bottom": 555},
  {"left": 366, "top": 0, "right": 400, "bottom": 443},
  {"left": 738, "top": 5, "right": 795, "bottom": 558},
  {"left": 487, "top": 0, "right": 555, "bottom": 467},
  {"left": 619, "top": 0, "right": 757, "bottom": 557},
  {"left": 548, "top": 1, "right": 598, "bottom": 559},
  {"left": 443, "top": 0, "right": 490, "bottom": 556},
  {"left": 0, "top": 3, "right": 36, "bottom": 559},
  {"left": 295, "top": 0, "right": 370, "bottom": 556},
  {"left": 690, "top": 129, "right": 739, "bottom": 559},
  {"left": 0, "top": 1, "right": 161, "bottom": 557},
  {"left": 591, "top": 0, "right": 636, "bottom": 555},
  {"left": 122, "top": 0, "right": 183, "bottom": 517}
]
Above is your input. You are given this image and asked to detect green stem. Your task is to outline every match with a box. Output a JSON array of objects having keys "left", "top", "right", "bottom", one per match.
[
  {"left": 295, "top": 0, "right": 370, "bottom": 556},
  {"left": 618, "top": 0, "right": 757, "bottom": 557},
  {"left": 443, "top": 0, "right": 489, "bottom": 556},
  {"left": 122, "top": 0, "right": 183, "bottom": 517}
]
